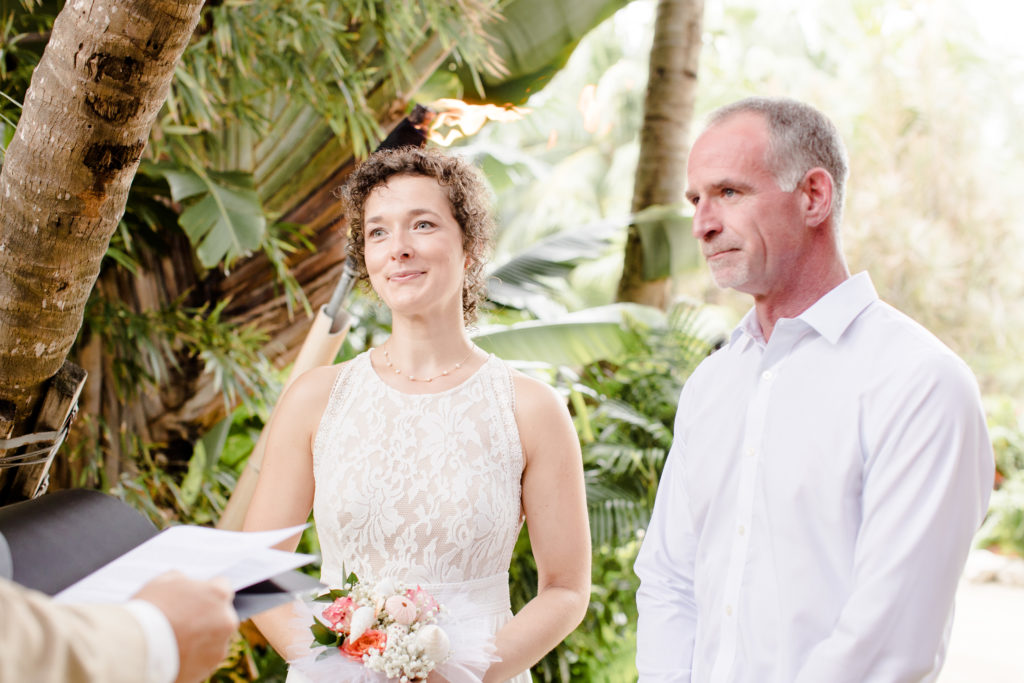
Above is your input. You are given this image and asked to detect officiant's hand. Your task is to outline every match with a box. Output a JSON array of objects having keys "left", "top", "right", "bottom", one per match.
[{"left": 134, "top": 571, "right": 239, "bottom": 683}]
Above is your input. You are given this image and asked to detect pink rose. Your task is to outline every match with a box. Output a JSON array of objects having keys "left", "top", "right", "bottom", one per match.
[
  {"left": 340, "top": 629, "right": 387, "bottom": 662},
  {"left": 384, "top": 594, "right": 418, "bottom": 625},
  {"left": 405, "top": 586, "right": 440, "bottom": 618},
  {"left": 322, "top": 596, "right": 355, "bottom": 633}
]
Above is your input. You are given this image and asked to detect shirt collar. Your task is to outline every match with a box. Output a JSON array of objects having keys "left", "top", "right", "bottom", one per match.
[{"left": 729, "top": 272, "right": 878, "bottom": 348}]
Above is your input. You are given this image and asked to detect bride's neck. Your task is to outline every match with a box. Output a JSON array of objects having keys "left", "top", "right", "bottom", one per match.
[{"left": 384, "top": 318, "right": 474, "bottom": 370}]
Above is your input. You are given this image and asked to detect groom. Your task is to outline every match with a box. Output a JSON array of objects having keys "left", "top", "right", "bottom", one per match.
[{"left": 634, "top": 97, "right": 993, "bottom": 681}]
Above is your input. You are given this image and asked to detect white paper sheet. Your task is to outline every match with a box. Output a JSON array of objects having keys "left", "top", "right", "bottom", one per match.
[{"left": 54, "top": 523, "right": 315, "bottom": 604}]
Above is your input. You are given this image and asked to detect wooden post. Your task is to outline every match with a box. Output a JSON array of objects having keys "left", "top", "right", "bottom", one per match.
[{"left": 0, "top": 361, "right": 87, "bottom": 504}]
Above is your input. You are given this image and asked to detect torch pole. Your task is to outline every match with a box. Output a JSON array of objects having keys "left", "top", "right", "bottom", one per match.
[{"left": 216, "top": 259, "right": 358, "bottom": 530}]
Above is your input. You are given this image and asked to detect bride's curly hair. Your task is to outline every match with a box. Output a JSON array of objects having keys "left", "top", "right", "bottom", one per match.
[{"left": 340, "top": 146, "right": 494, "bottom": 325}]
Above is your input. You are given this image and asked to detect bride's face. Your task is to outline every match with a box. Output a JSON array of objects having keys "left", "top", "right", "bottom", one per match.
[{"left": 362, "top": 174, "right": 468, "bottom": 320}]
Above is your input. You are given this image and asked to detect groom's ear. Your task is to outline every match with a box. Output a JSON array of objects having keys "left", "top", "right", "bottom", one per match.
[{"left": 800, "top": 167, "right": 834, "bottom": 228}]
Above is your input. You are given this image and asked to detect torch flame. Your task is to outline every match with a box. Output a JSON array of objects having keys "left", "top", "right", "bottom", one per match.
[{"left": 426, "top": 98, "right": 529, "bottom": 146}]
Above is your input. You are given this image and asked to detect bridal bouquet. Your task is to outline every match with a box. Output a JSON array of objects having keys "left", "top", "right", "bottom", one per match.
[{"left": 308, "top": 573, "right": 451, "bottom": 681}]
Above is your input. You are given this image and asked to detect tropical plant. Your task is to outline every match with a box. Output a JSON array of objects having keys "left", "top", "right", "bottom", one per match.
[
  {"left": 494, "top": 301, "right": 719, "bottom": 681},
  {"left": 1, "top": 0, "right": 644, "bottom": 511},
  {"left": 976, "top": 397, "right": 1024, "bottom": 558}
]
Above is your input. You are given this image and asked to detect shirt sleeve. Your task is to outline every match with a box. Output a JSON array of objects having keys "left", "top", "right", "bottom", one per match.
[
  {"left": 123, "top": 599, "right": 180, "bottom": 683},
  {"left": 793, "top": 353, "right": 994, "bottom": 682},
  {"left": 634, "top": 431, "right": 700, "bottom": 682}
]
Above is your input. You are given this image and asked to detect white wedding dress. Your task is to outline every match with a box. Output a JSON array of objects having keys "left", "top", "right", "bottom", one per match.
[{"left": 287, "top": 350, "right": 531, "bottom": 683}]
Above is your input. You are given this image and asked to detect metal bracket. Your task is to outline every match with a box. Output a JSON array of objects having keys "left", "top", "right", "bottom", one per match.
[{"left": 0, "top": 405, "right": 77, "bottom": 494}]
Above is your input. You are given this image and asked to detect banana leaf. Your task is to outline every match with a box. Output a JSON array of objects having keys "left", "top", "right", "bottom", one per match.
[
  {"left": 472, "top": 302, "right": 664, "bottom": 366},
  {"left": 486, "top": 218, "right": 621, "bottom": 308},
  {"left": 452, "top": 0, "right": 636, "bottom": 104},
  {"left": 632, "top": 202, "right": 702, "bottom": 281}
]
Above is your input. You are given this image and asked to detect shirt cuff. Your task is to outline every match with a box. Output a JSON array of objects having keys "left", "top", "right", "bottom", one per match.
[{"left": 123, "top": 599, "right": 180, "bottom": 683}]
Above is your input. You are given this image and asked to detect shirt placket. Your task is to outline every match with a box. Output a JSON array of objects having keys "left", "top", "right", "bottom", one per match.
[{"left": 708, "top": 355, "right": 777, "bottom": 683}]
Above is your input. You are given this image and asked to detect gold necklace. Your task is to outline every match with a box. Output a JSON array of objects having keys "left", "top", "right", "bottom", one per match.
[{"left": 381, "top": 347, "right": 475, "bottom": 382}]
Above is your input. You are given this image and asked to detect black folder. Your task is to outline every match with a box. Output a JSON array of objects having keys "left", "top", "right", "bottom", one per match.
[{"left": 0, "top": 488, "right": 320, "bottom": 619}]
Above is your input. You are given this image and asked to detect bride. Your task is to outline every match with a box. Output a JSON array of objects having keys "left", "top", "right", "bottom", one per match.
[{"left": 243, "top": 147, "right": 591, "bottom": 681}]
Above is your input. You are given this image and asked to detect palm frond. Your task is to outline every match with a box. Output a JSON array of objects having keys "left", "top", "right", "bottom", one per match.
[{"left": 486, "top": 220, "right": 621, "bottom": 310}]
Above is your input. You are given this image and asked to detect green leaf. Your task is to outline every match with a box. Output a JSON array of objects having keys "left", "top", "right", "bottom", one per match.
[
  {"left": 142, "top": 161, "right": 267, "bottom": 268},
  {"left": 310, "top": 618, "right": 341, "bottom": 647},
  {"left": 592, "top": 399, "right": 673, "bottom": 443},
  {"left": 180, "top": 442, "right": 207, "bottom": 509},
  {"left": 313, "top": 587, "right": 348, "bottom": 603},
  {"left": 102, "top": 246, "right": 140, "bottom": 275},
  {"left": 631, "top": 203, "right": 701, "bottom": 281},
  {"left": 449, "top": 0, "right": 634, "bottom": 104},
  {"left": 473, "top": 304, "right": 664, "bottom": 367},
  {"left": 141, "top": 161, "right": 206, "bottom": 201},
  {"left": 487, "top": 221, "right": 620, "bottom": 310},
  {"left": 199, "top": 416, "right": 232, "bottom": 469}
]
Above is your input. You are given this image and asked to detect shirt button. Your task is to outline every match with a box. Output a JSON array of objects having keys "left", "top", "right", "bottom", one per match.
[
  {"left": 737, "top": 525, "right": 745, "bottom": 536},
  {"left": 725, "top": 605, "right": 733, "bottom": 616},
  {"left": 761, "top": 370, "right": 773, "bottom": 381},
  {"left": 745, "top": 447, "right": 755, "bottom": 457}
]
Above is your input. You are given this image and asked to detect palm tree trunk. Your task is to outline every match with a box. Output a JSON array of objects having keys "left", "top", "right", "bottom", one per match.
[
  {"left": 616, "top": 0, "right": 703, "bottom": 307},
  {"left": 0, "top": 0, "right": 204, "bottom": 445}
]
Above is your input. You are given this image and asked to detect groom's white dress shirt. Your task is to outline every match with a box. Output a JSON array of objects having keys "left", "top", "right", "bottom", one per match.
[{"left": 635, "top": 272, "right": 993, "bottom": 682}]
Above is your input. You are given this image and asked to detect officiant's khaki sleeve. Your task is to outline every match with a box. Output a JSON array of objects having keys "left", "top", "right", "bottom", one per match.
[{"left": 0, "top": 577, "right": 149, "bottom": 683}]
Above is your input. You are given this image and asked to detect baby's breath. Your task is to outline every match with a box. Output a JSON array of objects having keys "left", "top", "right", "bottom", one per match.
[{"left": 310, "top": 574, "right": 450, "bottom": 680}]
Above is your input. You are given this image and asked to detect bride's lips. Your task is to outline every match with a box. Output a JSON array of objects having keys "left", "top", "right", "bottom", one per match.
[{"left": 388, "top": 270, "right": 425, "bottom": 282}]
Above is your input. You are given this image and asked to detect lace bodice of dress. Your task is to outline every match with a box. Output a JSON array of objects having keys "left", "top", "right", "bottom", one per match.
[{"left": 312, "top": 351, "right": 525, "bottom": 588}]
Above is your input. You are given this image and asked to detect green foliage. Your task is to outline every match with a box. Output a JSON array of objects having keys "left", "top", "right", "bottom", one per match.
[
  {"left": 209, "top": 635, "right": 288, "bottom": 683},
  {"left": 631, "top": 203, "right": 700, "bottom": 281},
  {"left": 167, "top": 0, "right": 503, "bottom": 158},
  {"left": 977, "top": 398, "right": 1024, "bottom": 557},
  {"left": 81, "top": 296, "right": 276, "bottom": 410},
  {"left": 0, "top": 0, "right": 52, "bottom": 161},
  {"left": 0, "top": 1, "right": 50, "bottom": 112},
  {"left": 979, "top": 475, "right": 1024, "bottom": 559},
  {"left": 141, "top": 160, "right": 267, "bottom": 269},
  {"left": 261, "top": 221, "right": 316, "bottom": 318},
  {"left": 475, "top": 304, "right": 665, "bottom": 368},
  {"left": 508, "top": 302, "right": 715, "bottom": 681},
  {"left": 445, "top": 0, "right": 633, "bottom": 105},
  {"left": 485, "top": 219, "right": 620, "bottom": 314},
  {"left": 987, "top": 399, "right": 1024, "bottom": 482}
]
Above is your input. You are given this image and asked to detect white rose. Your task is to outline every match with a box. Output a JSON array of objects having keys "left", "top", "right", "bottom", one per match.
[
  {"left": 415, "top": 624, "right": 450, "bottom": 663},
  {"left": 349, "top": 605, "right": 376, "bottom": 640},
  {"left": 374, "top": 577, "right": 400, "bottom": 596}
]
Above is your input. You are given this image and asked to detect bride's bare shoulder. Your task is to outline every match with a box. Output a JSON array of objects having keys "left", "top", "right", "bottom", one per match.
[
  {"left": 509, "top": 369, "right": 570, "bottom": 426},
  {"left": 278, "top": 359, "right": 358, "bottom": 417}
]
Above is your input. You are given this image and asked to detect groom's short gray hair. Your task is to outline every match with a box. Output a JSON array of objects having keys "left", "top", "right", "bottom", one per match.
[{"left": 708, "top": 97, "right": 849, "bottom": 226}]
